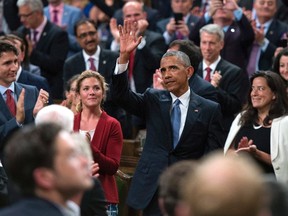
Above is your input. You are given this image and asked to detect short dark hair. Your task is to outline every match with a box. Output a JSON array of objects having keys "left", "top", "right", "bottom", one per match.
[
  {"left": 74, "top": 19, "right": 97, "bottom": 37},
  {"left": 169, "top": 39, "right": 202, "bottom": 70},
  {"left": 4, "top": 123, "right": 62, "bottom": 196},
  {"left": 0, "top": 41, "right": 18, "bottom": 57}
]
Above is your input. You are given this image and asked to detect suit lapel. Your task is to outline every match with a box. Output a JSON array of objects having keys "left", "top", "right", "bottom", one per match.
[
  {"left": 36, "top": 22, "right": 51, "bottom": 48},
  {"left": 178, "top": 92, "right": 200, "bottom": 144},
  {"left": 0, "top": 92, "right": 11, "bottom": 118}
]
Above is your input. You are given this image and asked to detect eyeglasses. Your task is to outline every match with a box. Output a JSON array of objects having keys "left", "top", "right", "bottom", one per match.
[
  {"left": 77, "top": 31, "right": 97, "bottom": 39},
  {"left": 18, "top": 11, "right": 34, "bottom": 19}
]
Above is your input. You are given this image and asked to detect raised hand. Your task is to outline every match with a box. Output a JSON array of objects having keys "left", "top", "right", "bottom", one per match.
[
  {"left": 118, "top": 20, "right": 142, "bottom": 64},
  {"left": 153, "top": 69, "right": 164, "bottom": 89},
  {"left": 16, "top": 88, "right": 25, "bottom": 124}
]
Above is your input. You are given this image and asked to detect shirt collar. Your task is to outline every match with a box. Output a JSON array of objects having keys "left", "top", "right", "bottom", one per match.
[
  {"left": 170, "top": 88, "right": 190, "bottom": 108},
  {"left": 0, "top": 82, "right": 15, "bottom": 96},
  {"left": 203, "top": 56, "right": 221, "bottom": 73},
  {"left": 82, "top": 45, "right": 101, "bottom": 62}
]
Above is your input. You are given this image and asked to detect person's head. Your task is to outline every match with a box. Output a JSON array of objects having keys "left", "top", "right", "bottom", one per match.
[
  {"left": 64, "top": 74, "right": 80, "bottom": 108},
  {"left": 253, "top": 0, "right": 277, "bottom": 23},
  {"left": 0, "top": 34, "right": 25, "bottom": 63},
  {"left": 4, "top": 123, "right": 93, "bottom": 199},
  {"left": 70, "top": 133, "right": 93, "bottom": 163},
  {"left": 76, "top": 70, "right": 108, "bottom": 111},
  {"left": 199, "top": 24, "right": 224, "bottom": 64},
  {"left": 0, "top": 41, "right": 19, "bottom": 87},
  {"left": 169, "top": 39, "right": 202, "bottom": 73},
  {"left": 122, "top": 1, "right": 147, "bottom": 23},
  {"left": 35, "top": 104, "right": 75, "bottom": 132},
  {"left": 183, "top": 152, "right": 265, "bottom": 216},
  {"left": 273, "top": 47, "right": 288, "bottom": 82},
  {"left": 158, "top": 160, "right": 197, "bottom": 216},
  {"left": 241, "top": 71, "right": 288, "bottom": 126},
  {"left": 17, "top": 0, "right": 44, "bottom": 29},
  {"left": 75, "top": 19, "right": 99, "bottom": 56},
  {"left": 160, "top": 50, "right": 193, "bottom": 97},
  {"left": 171, "top": 0, "right": 193, "bottom": 16},
  {"left": 212, "top": 1, "right": 234, "bottom": 24}
]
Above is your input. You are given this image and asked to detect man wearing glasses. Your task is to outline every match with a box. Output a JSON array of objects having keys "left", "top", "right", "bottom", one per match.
[{"left": 16, "top": 0, "right": 68, "bottom": 100}]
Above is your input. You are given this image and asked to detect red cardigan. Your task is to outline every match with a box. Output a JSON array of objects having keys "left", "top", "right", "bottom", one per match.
[{"left": 74, "top": 111, "right": 123, "bottom": 204}]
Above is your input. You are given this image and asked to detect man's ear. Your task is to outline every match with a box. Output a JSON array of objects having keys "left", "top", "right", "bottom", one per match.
[
  {"left": 33, "top": 167, "right": 55, "bottom": 190},
  {"left": 187, "top": 66, "right": 194, "bottom": 79}
]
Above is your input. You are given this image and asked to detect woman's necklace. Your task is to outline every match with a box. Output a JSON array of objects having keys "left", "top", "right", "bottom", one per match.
[{"left": 253, "top": 123, "right": 263, "bottom": 129}]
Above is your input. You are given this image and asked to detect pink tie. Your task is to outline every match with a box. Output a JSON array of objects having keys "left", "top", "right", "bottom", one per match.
[
  {"left": 89, "top": 57, "right": 97, "bottom": 71},
  {"left": 246, "top": 42, "right": 260, "bottom": 77},
  {"left": 6, "top": 89, "right": 16, "bottom": 116},
  {"left": 204, "top": 67, "right": 211, "bottom": 82}
]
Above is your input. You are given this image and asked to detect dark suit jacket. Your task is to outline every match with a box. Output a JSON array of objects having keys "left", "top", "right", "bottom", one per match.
[
  {"left": 257, "top": 19, "right": 288, "bottom": 71},
  {"left": 113, "top": 5, "right": 161, "bottom": 31},
  {"left": 3, "top": 0, "right": 21, "bottom": 31},
  {"left": 17, "top": 69, "right": 52, "bottom": 104},
  {"left": 156, "top": 14, "right": 199, "bottom": 44},
  {"left": 131, "top": 30, "right": 167, "bottom": 93},
  {"left": 189, "top": 14, "right": 254, "bottom": 68},
  {"left": 0, "top": 82, "right": 38, "bottom": 148},
  {"left": 80, "top": 178, "right": 107, "bottom": 216},
  {"left": 17, "top": 21, "right": 69, "bottom": 99},
  {"left": 112, "top": 71, "right": 225, "bottom": 209},
  {"left": 197, "top": 59, "right": 249, "bottom": 131},
  {"left": 0, "top": 197, "right": 64, "bottom": 216},
  {"left": 189, "top": 73, "right": 218, "bottom": 103}
]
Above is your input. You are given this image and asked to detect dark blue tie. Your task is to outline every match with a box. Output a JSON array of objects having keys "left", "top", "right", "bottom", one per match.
[{"left": 171, "top": 99, "right": 181, "bottom": 148}]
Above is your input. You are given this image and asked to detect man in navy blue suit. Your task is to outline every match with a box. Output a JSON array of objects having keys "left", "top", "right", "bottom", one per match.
[
  {"left": 112, "top": 20, "right": 225, "bottom": 215},
  {"left": 0, "top": 41, "right": 49, "bottom": 148},
  {"left": 0, "top": 123, "right": 93, "bottom": 216}
]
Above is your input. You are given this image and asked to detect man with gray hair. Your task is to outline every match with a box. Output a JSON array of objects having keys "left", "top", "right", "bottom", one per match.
[
  {"left": 16, "top": 0, "right": 69, "bottom": 100},
  {"left": 112, "top": 20, "right": 225, "bottom": 215},
  {"left": 196, "top": 23, "right": 249, "bottom": 133}
]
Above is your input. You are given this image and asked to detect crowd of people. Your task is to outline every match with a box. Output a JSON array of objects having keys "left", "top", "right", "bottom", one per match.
[{"left": 1, "top": 0, "right": 288, "bottom": 215}]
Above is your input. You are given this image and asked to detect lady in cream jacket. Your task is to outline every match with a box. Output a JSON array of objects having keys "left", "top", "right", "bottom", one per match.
[{"left": 224, "top": 71, "right": 288, "bottom": 184}]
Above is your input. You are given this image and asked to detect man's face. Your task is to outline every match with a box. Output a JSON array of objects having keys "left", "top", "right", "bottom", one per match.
[
  {"left": 171, "top": 0, "right": 192, "bottom": 16},
  {"left": 0, "top": 51, "right": 19, "bottom": 87},
  {"left": 18, "top": 5, "right": 41, "bottom": 29},
  {"left": 160, "top": 56, "right": 192, "bottom": 97},
  {"left": 76, "top": 22, "right": 98, "bottom": 55},
  {"left": 200, "top": 32, "right": 223, "bottom": 63},
  {"left": 254, "top": 0, "right": 277, "bottom": 20},
  {"left": 52, "top": 131, "right": 93, "bottom": 197},
  {"left": 123, "top": 3, "right": 147, "bottom": 22}
]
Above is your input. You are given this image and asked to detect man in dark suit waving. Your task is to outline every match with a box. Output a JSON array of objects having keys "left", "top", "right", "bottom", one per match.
[{"left": 112, "top": 20, "right": 225, "bottom": 215}]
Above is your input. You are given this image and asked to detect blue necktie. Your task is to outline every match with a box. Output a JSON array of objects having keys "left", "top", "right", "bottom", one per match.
[{"left": 171, "top": 99, "right": 181, "bottom": 148}]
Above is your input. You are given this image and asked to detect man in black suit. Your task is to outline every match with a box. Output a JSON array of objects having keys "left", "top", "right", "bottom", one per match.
[
  {"left": 246, "top": 0, "right": 288, "bottom": 75},
  {"left": 189, "top": 0, "right": 254, "bottom": 69},
  {"left": 197, "top": 23, "right": 249, "bottom": 132},
  {"left": 112, "top": 20, "right": 225, "bottom": 215},
  {"left": 16, "top": 0, "right": 68, "bottom": 100},
  {"left": 0, "top": 123, "right": 94, "bottom": 216}
]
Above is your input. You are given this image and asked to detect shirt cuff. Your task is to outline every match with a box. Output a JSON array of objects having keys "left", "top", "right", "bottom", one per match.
[
  {"left": 114, "top": 58, "right": 129, "bottom": 75},
  {"left": 110, "top": 40, "right": 120, "bottom": 51},
  {"left": 137, "top": 36, "right": 146, "bottom": 49}
]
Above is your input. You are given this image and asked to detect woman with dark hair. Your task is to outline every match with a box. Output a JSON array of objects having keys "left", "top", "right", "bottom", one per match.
[
  {"left": 73, "top": 70, "right": 123, "bottom": 216},
  {"left": 224, "top": 71, "right": 288, "bottom": 183},
  {"left": 273, "top": 47, "right": 288, "bottom": 87}
]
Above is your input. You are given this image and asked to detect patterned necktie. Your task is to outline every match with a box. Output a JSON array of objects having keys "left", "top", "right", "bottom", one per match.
[
  {"left": 6, "top": 89, "right": 16, "bottom": 116},
  {"left": 171, "top": 99, "right": 181, "bottom": 148},
  {"left": 89, "top": 57, "right": 96, "bottom": 71},
  {"left": 204, "top": 67, "right": 211, "bottom": 82}
]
